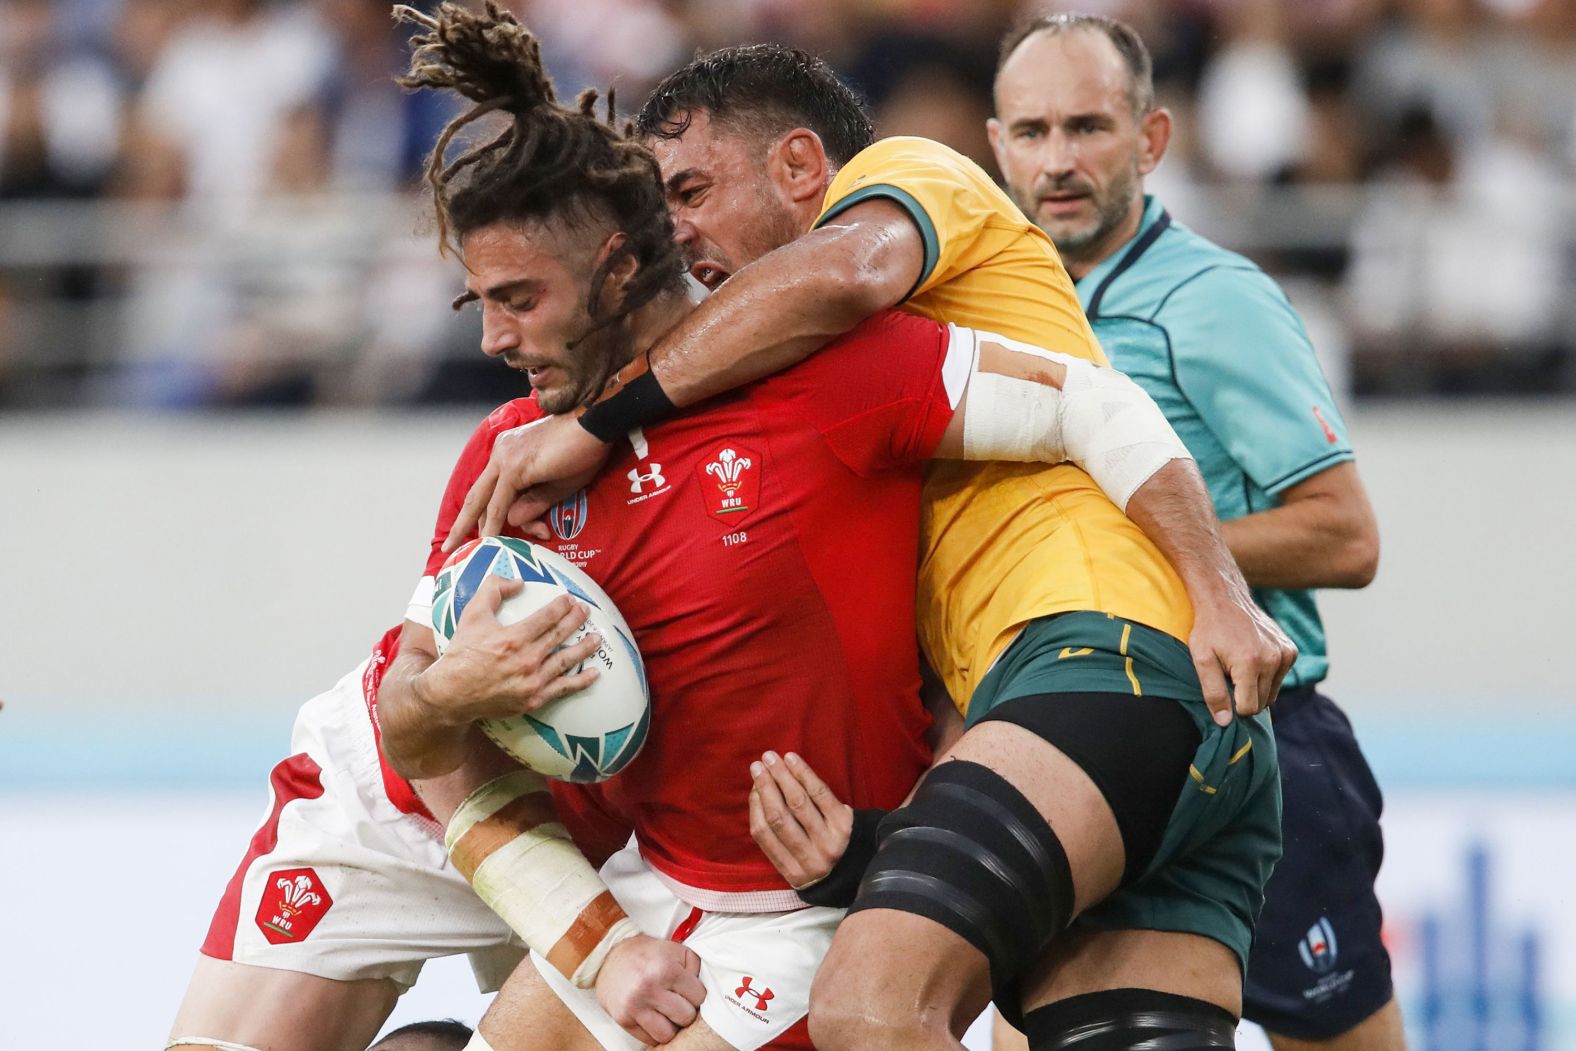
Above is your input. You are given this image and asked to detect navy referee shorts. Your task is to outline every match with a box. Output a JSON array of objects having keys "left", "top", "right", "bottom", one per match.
[{"left": 1243, "top": 685, "right": 1395, "bottom": 1040}]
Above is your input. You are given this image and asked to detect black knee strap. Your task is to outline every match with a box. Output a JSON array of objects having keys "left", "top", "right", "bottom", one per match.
[
  {"left": 1024, "top": 988, "right": 1237, "bottom": 1050},
  {"left": 848, "top": 759, "right": 1074, "bottom": 985}
]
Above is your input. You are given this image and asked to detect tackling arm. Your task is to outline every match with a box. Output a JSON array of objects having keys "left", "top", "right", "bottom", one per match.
[
  {"left": 934, "top": 332, "right": 1298, "bottom": 722},
  {"left": 932, "top": 329, "right": 1192, "bottom": 510},
  {"left": 610, "top": 198, "right": 923, "bottom": 411}
]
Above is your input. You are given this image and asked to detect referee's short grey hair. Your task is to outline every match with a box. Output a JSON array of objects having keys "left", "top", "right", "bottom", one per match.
[{"left": 996, "top": 12, "right": 1155, "bottom": 117}]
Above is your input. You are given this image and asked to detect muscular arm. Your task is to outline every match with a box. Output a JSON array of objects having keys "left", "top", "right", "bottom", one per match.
[
  {"left": 378, "top": 580, "right": 602, "bottom": 781},
  {"left": 1222, "top": 462, "right": 1379, "bottom": 590},
  {"left": 1126, "top": 460, "right": 1260, "bottom": 611},
  {"left": 377, "top": 621, "right": 469, "bottom": 781},
  {"left": 381, "top": 597, "right": 701, "bottom": 1032},
  {"left": 933, "top": 336, "right": 1297, "bottom": 720},
  {"left": 645, "top": 198, "right": 924, "bottom": 406}
]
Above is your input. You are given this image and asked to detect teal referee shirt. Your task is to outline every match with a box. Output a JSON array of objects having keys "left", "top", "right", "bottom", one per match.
[{"left": 1075, "top": 196, "right": 1353, "bottom": 688}]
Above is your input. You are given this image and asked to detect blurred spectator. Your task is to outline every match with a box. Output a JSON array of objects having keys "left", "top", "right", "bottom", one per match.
[
  {"left": 1345, "top": 105, "right": 1566, "bottom": 393},
  {"left": 0, "top": 277, "right": 14, "bottom": 403},
  {"left": 0, "top": 0, "right": 1572, "bottom": 408},
  {"left": 111, "top": 0, "right": 468, "bottom": 407},
  {"left": 204, "top": 104, "right": 356, "bottom": 406},
  {"left": 114, "top": 96, "right": 461, "bottom": 408},
  {"left": 874, "top": 59, "right": 995, "bottom": 170},
  {"left": 0, "top": 0, "right": 124, "bottom": 199},
  {"left": 316, "top": 0, "right": 459, "bottom": 191},
  {"left": 1195, "top": 0, "right": 1311, "bottom": 180},
  {"left": 131, "top": 0, "right": 334, "bottom": 209},
  {"left": 207, "top": 99, "right": 462, "bottom": 407},
  {"left": 1288, "top": 61, "right": 1364, "bottom": 187},
  {"left": 524, "top": 0, "right": 689, "bottom": 94}
]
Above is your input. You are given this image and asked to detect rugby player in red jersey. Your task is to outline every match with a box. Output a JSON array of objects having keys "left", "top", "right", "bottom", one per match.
[
  {"left": 377, "top": 8, "right": 1214, "bottom": 1051},
  {"left": 169, "top": 7, "right": 1223, "bottom": 1051}
]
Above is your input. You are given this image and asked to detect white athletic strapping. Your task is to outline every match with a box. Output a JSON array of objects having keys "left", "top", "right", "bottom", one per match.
[
  {"left": 446, "top": 770, "right": 638, "bottom": 989},
  {"left": 951, "top": 323, "right": 1191, "bottom": 508}
]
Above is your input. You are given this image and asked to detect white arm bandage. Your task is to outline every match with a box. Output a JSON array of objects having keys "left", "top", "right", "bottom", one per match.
[
  {"left": 955, "top": 326, "right": 1192, "bottom": 511},
  {"left": 406, "top": 575, "right": 436, "bottom": 627},
  {"left": 447, "top": 770, "right": 638, "bottom": 988}
]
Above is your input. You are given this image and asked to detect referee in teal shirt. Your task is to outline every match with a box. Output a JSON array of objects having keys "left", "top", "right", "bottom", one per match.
[{"left": 989, "top": 14, "right": 1396, "bottom": 1051}]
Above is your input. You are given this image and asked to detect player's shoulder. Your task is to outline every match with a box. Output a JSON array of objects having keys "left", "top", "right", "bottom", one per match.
[
  {"left": 817, "top": 309, "right": 948, "bottom": 368},
  {"left": 835, "top": 136, "right": 1000, "bottom": 199},
  {"left": 475, "top": 396, "right": 544, "bottom": 438},
  {"left": 749, "top": 309, "right": 948, "bottom": 401},
  {"left": 1145, "top": 218, "right": 1288, "bottom": 317},
  {"left": 449, "top": 396, "right": 545, "bottom": 469},
  {"left": 846, "top": 135, "right": 971, "bottom": 172}
]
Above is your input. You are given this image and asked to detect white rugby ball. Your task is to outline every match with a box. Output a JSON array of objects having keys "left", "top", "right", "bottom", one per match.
[{"left": 430, "top": 536, "right": 649, "bottom": 783}]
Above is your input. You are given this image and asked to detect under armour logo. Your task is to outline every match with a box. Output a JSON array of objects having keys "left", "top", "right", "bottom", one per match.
[
  {"left": 735, "top": 976, "right": 774, "bottom": 1012},
  {"left": 628, "top": 464, "right": 666, "bottom": 493}
]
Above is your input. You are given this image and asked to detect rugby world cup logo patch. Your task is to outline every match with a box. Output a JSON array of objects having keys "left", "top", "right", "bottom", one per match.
[
  {"left": 549, "top": 489, "right": 589, "bottom": 540},
  {"left": 1298, "top": 916, "right": 1339, "bottom": 975},
  {"left": 256, "top": 867, "right": 333, "bottom": 945}
]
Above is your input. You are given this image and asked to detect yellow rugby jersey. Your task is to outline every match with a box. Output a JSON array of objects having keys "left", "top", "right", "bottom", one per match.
[{"left": 815, "top": 136, "right": 1194, "bottom": 711}]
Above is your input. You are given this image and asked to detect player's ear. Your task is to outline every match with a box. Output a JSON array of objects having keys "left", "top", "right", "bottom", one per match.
[
  {"left": 595, "top": 231, "right": 639, "bottom": 307},
  {"left": 770, "top": 128, "right": 829, "bottom": 205},
  {"left": 1137, "top": 107, "right": 1172, "bottom": 176}
]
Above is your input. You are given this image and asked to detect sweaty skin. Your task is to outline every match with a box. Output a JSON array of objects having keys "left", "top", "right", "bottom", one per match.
[
  {"left": 446, "top": 112, "right": 1293, "bottom": 724},
  {"left": 396, "top": 215, "right": 1206, "bottom": 1049},
  {"left": 417, "top": 66, "right": 1283, "bottom": 1045}
]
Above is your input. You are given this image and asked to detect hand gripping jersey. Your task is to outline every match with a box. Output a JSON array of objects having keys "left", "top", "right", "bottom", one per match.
[
  {"left": 394, "top": 311, "right": 969, "bottom": 909},
  {"left": 815, "top": 137, "right": 1194, "bottom": 710}
]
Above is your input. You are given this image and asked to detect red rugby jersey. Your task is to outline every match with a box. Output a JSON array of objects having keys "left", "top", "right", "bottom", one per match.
[{"left": 392, "top": 310, "right": 968, "bottom": 907}]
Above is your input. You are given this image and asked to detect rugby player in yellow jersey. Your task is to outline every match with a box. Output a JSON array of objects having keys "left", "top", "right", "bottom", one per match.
[{"left": 450, "top": 45, "right": 1295, "bottom": 1051}]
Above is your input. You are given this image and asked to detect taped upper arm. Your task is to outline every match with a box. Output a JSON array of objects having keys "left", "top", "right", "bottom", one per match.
[{"left": 937, "top": 327, "right": 1190, "bottom": 509}]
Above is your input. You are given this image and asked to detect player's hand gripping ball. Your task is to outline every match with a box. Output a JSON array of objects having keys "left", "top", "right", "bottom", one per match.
[{"left": 432, "top": 536, "right": 649, "bottom": 783}]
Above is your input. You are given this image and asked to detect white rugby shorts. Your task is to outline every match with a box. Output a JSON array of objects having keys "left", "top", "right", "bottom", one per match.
[
  {"left": 531, "top": 840, "right": 839, "bottom": 1050},
  {"left": 199, "top": 659, "right": 524, "bottom": 991}
]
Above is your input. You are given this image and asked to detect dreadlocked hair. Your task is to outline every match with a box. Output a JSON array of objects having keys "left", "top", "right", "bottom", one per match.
[{"left": 396, "top": 1, "right": 684, "bottom": 326}]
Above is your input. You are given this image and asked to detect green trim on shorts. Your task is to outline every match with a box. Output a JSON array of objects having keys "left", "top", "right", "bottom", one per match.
[
  {"left": 959, "top": 610, "right": 1282, "bottom": 970},
  {"left": 965, "top": 612, "right": 1201, "bottom": 729}
]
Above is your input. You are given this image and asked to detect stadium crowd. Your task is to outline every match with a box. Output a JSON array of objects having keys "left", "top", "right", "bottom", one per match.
[{"left": 1, "top": 0, "right": 1573, "bottom": 408}]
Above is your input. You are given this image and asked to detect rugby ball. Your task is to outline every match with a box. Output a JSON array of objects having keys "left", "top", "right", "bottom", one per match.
[{"left": 431, "top": 536, "right": 649, "bottom": 783}]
